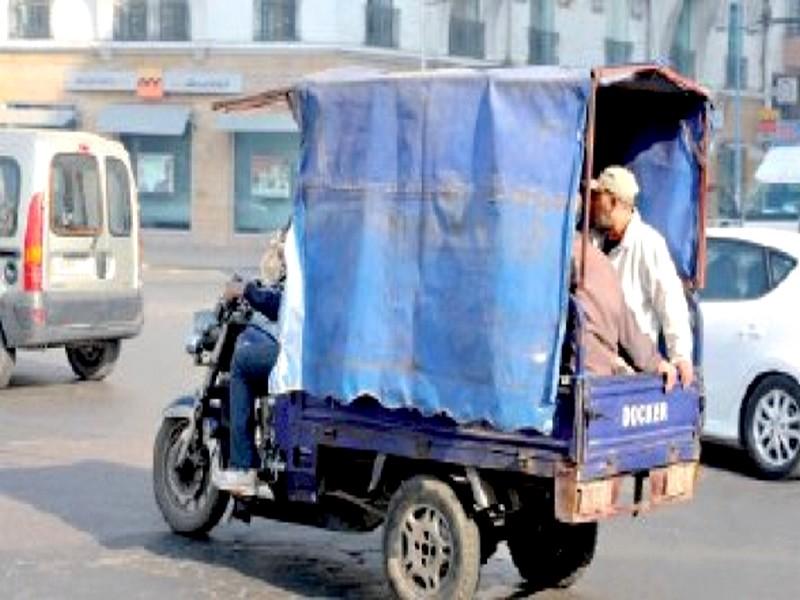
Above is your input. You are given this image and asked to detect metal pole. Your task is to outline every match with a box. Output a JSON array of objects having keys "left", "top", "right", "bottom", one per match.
[{"left": 732, "top": 1, "right": 744, "bottom": 224}]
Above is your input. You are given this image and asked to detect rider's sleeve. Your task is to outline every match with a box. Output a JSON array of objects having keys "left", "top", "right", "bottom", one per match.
[{"left": 244, "top": 281, "right": 281, "bottom": 320}]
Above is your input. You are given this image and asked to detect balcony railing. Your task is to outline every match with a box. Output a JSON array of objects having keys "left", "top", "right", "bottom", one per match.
[
  {"left": 365, "top": 4, "right": 399, "bottom": 48},
  {"left": 159, "top": 0, "right": 190, "bottom": 41},
  {"left": 528, "top": 28, "right": 558, "bottom": 65},
  {"left": 255, "top": 0, "right": 298, "bottom": 42},
  {"left": 449, "top": 16, "right": 485, "bottom": 59},
  {"left": 9, "top": 0, "right": 50, "bottom": 39},
  {"left": 605, "top": 38, "right": 633, "bottom": 66}
]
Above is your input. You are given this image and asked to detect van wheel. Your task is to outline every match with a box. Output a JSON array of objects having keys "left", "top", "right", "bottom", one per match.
[
  {"left": 507, "top": 511, "right": 597, "bottom": 592},
  {"left": 66, "top": 339, "right": 121, "bottom": 381},
  {"left": 383, "top": 476, "right": 481, "bottom": 600},
  {"left": 0, "top": 342, "right": 15, "bottom": 388}
]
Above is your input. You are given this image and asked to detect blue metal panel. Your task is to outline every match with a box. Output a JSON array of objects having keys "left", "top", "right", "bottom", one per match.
[{"left": 579, "top": 375, "right": 701, "bottom": 480}]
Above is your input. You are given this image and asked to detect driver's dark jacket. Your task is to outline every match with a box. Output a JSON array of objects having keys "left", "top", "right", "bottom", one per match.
[{"left": 243, "top": 281, "right": 281, "bottom": 321}]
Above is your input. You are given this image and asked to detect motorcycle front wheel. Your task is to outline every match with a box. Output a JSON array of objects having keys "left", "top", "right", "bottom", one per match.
[{"left": 153, "top": 417, "right": 229, "bottom": 535}]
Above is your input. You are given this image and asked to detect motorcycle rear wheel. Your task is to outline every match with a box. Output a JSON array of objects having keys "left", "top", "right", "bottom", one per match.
[{"left": 153, "top": 418, "right": 229, "bottom": 535}]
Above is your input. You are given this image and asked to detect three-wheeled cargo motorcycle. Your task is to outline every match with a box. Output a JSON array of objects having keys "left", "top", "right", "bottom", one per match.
[{"left": 154, "top": 65, "right": 709, "bottom": 599}]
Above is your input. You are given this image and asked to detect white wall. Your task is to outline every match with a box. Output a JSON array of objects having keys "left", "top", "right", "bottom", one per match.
[{"left": 205, "top": 0, "right": 252, "bottom": 42}]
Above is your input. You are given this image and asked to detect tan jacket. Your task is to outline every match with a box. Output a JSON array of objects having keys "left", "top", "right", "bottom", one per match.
[{"left": 572, "top": 238, "right": 663, "bottom": 376}]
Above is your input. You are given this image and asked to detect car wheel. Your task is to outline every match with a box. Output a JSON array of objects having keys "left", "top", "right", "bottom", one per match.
[
  {"left": 65, "top": 339, "right": 121, "bottom": 381},
  {"left": 0, "top": 341, "right": 15, "bottom": 388},
  {"left": 742, "top": 375, "right": 800, "bottom": 479},
  {"left": 383, "top": 476, "right": 481, "bottom": 600}
]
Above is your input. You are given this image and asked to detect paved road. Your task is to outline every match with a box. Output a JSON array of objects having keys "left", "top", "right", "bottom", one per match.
[{"left": 0, "top": 268, "right": 798, "bottom": 599}]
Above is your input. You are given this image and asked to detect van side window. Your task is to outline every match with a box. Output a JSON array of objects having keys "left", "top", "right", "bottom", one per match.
[
  {"left": 0, "top": 158, "right": 20, "bottom": 237},
  {"left": 107, "top": 158, "right": 132, "bottom": 236},
  {"left": 51, "top": 154, "right": 102, "bottom": 235}
]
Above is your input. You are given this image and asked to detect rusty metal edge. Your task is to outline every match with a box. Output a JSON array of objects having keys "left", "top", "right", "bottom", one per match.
[{"left": 211, "top": 87, "right": 294, "bottom": 113}]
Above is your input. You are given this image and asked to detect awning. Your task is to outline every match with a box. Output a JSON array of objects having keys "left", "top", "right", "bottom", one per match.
[
  {"left": 755, "top": 146, "right": 800, "bottom": 184},
  {"left": 0, "top": 106, "right": 77, "bottom": 128},
  {"left": 96, "top": 104, "right": 190, "bottom": 135},
  {"left": 215, "top": 112, "right": 298, "bottom": 133}
]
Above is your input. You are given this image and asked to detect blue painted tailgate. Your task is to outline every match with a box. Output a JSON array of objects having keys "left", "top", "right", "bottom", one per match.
[{"left": 577, "top": 375, "right": 701, "bottom": 481}]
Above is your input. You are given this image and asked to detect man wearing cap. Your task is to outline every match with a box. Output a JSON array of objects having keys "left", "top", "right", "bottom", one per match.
[{"left": 589, "top": 165, "right": 694, "bottom": 387}]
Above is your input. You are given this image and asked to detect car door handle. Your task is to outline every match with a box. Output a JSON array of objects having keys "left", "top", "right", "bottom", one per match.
[{"left": 738, "top": 324, "right": 763, "bottom": 339}]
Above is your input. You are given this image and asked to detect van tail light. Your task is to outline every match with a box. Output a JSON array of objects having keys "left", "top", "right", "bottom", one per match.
[{"left": 23, "top": 193, "right": 44, "bottom": 292}]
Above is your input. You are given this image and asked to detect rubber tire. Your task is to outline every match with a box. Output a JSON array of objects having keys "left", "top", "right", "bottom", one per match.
[
  {"left": 0, "top": 342, "right": 15, "bottom": 388},
  {"left": 153, "top": 418, "right": 229, "bottom": 535},
  {"left": 384, "top": 476, "right": 481, "bottom": 600},
  {"left": 742, "top": 375, "right": 800, "bottom": 480},
  {"left": 65, "top": 339, "right": 120, "bottom": 381},
  {"left": 507, "top": 513, "right": 597, "bottom": 592}
]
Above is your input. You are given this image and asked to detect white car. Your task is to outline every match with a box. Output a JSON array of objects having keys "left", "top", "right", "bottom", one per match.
[{"left": 701, "top": 227, "right": 800, "bottom": 478}]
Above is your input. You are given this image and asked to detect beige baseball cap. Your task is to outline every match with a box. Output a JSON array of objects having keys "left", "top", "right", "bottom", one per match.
[{"left": 590, "top": 165, "right": 640, "bottom": 204}]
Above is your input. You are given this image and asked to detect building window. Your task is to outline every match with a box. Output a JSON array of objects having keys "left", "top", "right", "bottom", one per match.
[
  {"left": 112, "top": 0, "right": 190, "bottom": 42},
  {"left": 450, "top": 0, "right": 484, "bottom": 59},
  {"left": 114, "top": 0, "right": 148, "bottom": 41},
  {"left": 122, "top": 131, "right": 192, "bottom": 230},
  {"left": 159, "top": 0, "right": 189, "bottom": 41},
  {"left": 789, "top": 0, "right": 800, "bottom": 36},
  {"left": 255, "top": 0, "right": 297, "bottom": 41},
  {"left": 366, "top": 0, "right": 398, "bottom": 48},
  {"left": 726, "top": 54, "right": 748, "bottom": 89},
  {"left": 605, "top": 38, "right": 633, "bottom": 64},
  {"left": 670, "top": 0, "right": 695, "bottom": 77},
  {"left": 9, "top": 0, "right": 51, "bottom": 39},
  {"left": 529, "top": 0, "right": 557, "bottom": 64},
  {"left": 234, "top": 132, "right": 297, "bottom": 233}
]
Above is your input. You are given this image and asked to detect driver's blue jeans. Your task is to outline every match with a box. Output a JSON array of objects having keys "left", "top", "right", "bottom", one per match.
[{"left": 229, "top": 327, "right": 279, "bottom": 470}]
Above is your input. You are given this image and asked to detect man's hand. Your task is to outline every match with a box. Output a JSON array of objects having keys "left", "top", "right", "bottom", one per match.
[
  {"left": 657, "top": 359, "right": 677, "bottom": 393},
  {"left": 223, "top": 281, "right": 246, "bottom": 302},
  {"left": 674, "top": 359, "right": 694, "bottom": 388}
]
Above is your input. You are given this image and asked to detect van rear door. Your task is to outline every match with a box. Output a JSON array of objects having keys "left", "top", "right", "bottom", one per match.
[
  {"left": 102, "top": 153, "right": 140, "bottom": 294},
  {"left": 45, "top": 151, "right": 107, "bottom": 327}
]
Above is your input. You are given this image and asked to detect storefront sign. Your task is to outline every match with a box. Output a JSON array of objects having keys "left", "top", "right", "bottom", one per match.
[
  {"left": 137, "top": 69, "right": 164, "bottom": 100},
  {"left": 760, "top": 120, "right": 800, "bottom": 144},
  {"left": 66, "top": 69, "right": 242, "bottom": 95},
  {"left": 65, "top": 70, "right": 136, "bottom": 92},
  {"left": 164, "top": 71, "right": 243, "bottom": 95}
]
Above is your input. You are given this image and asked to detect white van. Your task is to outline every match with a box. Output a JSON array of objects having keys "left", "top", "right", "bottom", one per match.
[{"left": 0, "top": 129, "right": 142, "bottom": 386}]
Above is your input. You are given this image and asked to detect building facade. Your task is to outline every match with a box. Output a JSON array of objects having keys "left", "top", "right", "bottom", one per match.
[{"left": 0, "top": 1, "right": 789, "bottom": 248}]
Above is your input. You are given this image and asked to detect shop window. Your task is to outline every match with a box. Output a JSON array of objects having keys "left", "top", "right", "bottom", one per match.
[
  {"left": 0, "top": 158, "right": 20, "bottom": 237},
  {"left": 122, "top": 132, "right": 191, "bottom": 230},
  {"left": 51, "top": 154, "right": 102, "bottom": 235},
  {"left": 106, "top": 158, "right": 132, "bottom": 236},
  {"left": 234, "top": 132, "right": 298, "bottom": 233},
  {"left": 9, "top": 0, "right": 51, "bottom": 39},
  {"left": 254, "top": 0, "right": 297, "bottom": 41}
]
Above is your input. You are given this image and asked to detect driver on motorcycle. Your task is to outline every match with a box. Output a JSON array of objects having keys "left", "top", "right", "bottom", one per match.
[{"left": 212, "top": 228, "right": 287, "bottom": 496}]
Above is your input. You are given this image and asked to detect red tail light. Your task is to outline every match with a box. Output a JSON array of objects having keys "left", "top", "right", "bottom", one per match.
[{"left": 23, "top": 193, "right": 43, "bottom": 292}]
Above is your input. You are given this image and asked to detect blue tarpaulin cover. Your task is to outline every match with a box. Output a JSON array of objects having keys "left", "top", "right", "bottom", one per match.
[{"left": 270, "top": 66, "right": 706, "bottom": 433}]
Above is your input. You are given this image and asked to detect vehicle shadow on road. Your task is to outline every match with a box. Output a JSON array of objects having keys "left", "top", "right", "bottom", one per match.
[
  {"left": 700, "top": 442, "right": 762, "bottom": 479},
  {"left": 0, "top": 459, "right": 386, "bottom": 598}
]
